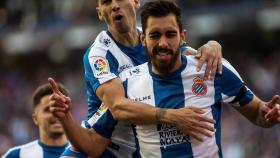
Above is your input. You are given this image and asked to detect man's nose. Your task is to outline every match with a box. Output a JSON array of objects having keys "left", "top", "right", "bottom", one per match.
[
  {"left": 112, "top": 0, "right": 120, "bottom": 11},
  {"left": 158, "top": 36, "right": 168, "bottom": 48}
]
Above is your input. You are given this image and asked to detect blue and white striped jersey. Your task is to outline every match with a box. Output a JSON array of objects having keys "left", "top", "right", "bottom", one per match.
[
  {"left": 83, "top": 29, "right": 148, "bottom": 118},
  {"left": 82, "top": 29, "right": 147, "bottom": 157},
  {"left": 83, "top": 29, "right": 199, "bottom": 157},
  {"left": 2, "top": 140, "right": 68, "bottom": 158},
  {"left": 92, "top": 55, "right": 254, "bottom": 158}
]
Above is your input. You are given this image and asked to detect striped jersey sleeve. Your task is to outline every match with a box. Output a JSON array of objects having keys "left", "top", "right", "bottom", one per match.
[{"left": 219, "top": 58, "right": 254, "bottom": 106}]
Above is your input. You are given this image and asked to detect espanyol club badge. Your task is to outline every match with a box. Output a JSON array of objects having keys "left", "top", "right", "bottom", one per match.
[{"left": 192, "top": 76, "right": 207, "bottom": 96}]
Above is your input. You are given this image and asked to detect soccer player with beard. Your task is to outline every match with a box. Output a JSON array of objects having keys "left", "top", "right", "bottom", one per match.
[
  {"left": 57, "top": 0, "right": 279, "bottom": 157},
  {"left": 49, "top": 0, "right": 225, "bottom": 157},
  {"left": 2, "top": 83, "right": 69, "bottom": 158}
]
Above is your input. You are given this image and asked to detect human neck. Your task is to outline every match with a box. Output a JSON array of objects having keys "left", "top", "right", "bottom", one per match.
[
  {"left": 40, "top": 133, "right": 67, "bottom": 146},
  {"left": 108, "top": 27, "right": 139, "bottom": 47}
]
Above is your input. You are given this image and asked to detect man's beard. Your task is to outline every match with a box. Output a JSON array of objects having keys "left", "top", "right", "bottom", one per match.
[
  {"left": 48, "top": 131, "right": 64, "bottom": 139},
  {"left": 146, "top": 45, "right": 180, "bottom": 76}
]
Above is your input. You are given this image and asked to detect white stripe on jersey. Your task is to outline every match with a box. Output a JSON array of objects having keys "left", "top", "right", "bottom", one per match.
[
  {"left": 182, "top": 56, "right": 219, "bottom": 158},
  {"left": 2, "top": 140, "right": 43, "bottom": 158}
]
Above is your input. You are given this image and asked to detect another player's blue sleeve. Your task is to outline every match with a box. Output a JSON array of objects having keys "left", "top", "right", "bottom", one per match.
[
  {"left": 84, "top": 48, "right": 119, "bottom": 93},
  {"left": 61, "top": 144, "right": 117, "bottom": 158},
  {"left": 220, "top": 59, "right": 253, "bottom": 106},
  {"left": 2, "top": 148, "right": 20, "bottom": 158},
  {"left": 84, "top": 47, "right": 120, "bottom": 117},
  {"left": 92, "top": 109, "right": 118, "bottom": 139},
  {"left": 61, "top": 146, "right": 88, "bottom": 158}
]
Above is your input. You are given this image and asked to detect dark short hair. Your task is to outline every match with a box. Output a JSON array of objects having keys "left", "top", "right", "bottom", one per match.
[
  {"left": 140, "top": 0, "right": 183, "bottom": 34},
  {"left": 32, "top": 83, "right": 69, "bottom": 109}
]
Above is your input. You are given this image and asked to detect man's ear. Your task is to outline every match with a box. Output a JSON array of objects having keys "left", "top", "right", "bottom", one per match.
[
  {"left": 140, "top": 32, "right": 146, "bottom": 46},
  {"left": 96, "top": 7, "right": 103, "bottom": 21},
  {"left": 181, "top": 29, "right": 187, "bottom": 45},
  {"left": 32, "top": 113, "right": 38, "bottom": 126}
]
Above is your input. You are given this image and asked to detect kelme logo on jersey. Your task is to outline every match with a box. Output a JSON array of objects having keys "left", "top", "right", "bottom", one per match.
[
  {"left": 92, "top": 57, "right": 110, "bottom": 78},
  {"left": 192, "top": 76, "right": 207, "bottom": 96}
]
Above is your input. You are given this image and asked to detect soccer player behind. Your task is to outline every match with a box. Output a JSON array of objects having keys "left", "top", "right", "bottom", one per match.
[{"left": 2, "top": 83, "right": 69, "bottom": 158}]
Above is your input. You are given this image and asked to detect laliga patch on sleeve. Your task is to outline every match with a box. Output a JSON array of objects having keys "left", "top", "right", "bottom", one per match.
[{"left": 91, "top": 56, "right": 111, "bottom": 78}]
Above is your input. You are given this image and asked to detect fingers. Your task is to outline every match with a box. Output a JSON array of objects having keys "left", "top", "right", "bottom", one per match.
[
  {"left": 195, "top": 41, "right": 222, "bottom": 80},
  {"left": 195, "top": 48, "right": 204, "bottom": 72},
  {"left": 50, "top": 93, "right": 66, "bottom": 104},
  {"left": 209, "top": 58, "right": 218, "bottom": 80},
  {"left": 187, "top": 107, "right": 216, "bottom": 124},
  {"left": 266, "top": 95, "right": 280, "bottom": 109},
  {"left": 48, "top": 77, "right": 64, "bottom": 96},
  {"left": 50, "top": 106, "right": 68, "bottom": 113},
  {"left": 204, "top": 58, "right": 214, "bottom": 80},
  {"left": 181, "top": 122, "right": 215, "bottom": 142},
  {"left": 188, "top": 106, "right": 204, "bottom": 114},
  {"left": 265, "top": 104, "right": 280, "bottom": 122},
  {"left": 217, "top": 58, "right": 222, "bottom": 75},
  {"left": 197, "top": 115, "right": 216, "bottom": 124}
]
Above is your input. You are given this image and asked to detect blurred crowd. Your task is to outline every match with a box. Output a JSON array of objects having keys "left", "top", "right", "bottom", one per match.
[{"left": 0, "top": 0, "right": 280, "bottom": 157}]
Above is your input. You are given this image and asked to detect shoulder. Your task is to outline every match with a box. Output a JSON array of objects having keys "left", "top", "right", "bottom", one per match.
[
  {"left": 2, "top": 140, "right": 39, "bottom": 158},
  {"left": 119, "top": 63, "right": 149, "bottom": 81},
  {"left": 84, "top": 30, "right": 113, "bottom": 60}
]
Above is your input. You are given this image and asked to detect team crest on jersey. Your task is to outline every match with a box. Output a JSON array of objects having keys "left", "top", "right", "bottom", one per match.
[
  {"left": 192, "top": 76, "right": 207, "bottom": 96},
  {"left": 92, "top": 57, "right": 110, "bottom": 78}
]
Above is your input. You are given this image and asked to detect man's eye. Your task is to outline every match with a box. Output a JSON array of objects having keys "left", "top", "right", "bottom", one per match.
[
  {"left": 149, "top": 34, "right": 160, "bottom": 39},
  {"left": 166, "top": 32, "right": 177, "bottom": 38},
  {"left": 101, "top": 0, "right": 111, "bottom": 5}
]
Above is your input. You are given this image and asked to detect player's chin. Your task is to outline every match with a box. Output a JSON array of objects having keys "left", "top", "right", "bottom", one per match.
[
  {"left": 50, "top": 124, "right": 64, "bottom": 132},
  {"left": 49, "top": 130, "right": 65, "bottom": 137}
]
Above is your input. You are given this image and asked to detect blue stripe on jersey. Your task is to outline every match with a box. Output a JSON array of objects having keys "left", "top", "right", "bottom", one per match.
[
  {"left": 93, "top": 110, "right": 118, "bottom": 138},
  {"left": 161, "top": 143, "right": 193, "bottom": 158},
  {"left": 180, "top": 42, "right": 188, "bottom": 52},
  {"left": 221, "top": 65, "right": 243, "bottom": 98},
  {"left": 84, "top": 47, "right": 102, "bottom": 118},
  {"left": 61, "top": 147, "right": 88, "bottom": 158},
  {"left": 106, "top": 31, "right": 148, "bottom": 66},
  {"left": 213, "top": 70, "right": 224, "bottom": 158},
  {"left": 38, "top": 140, "right": 68, "bottom": 158},
  {"left": 211, "top": 103, "right": 223, "bottom": 158},
  {"left": 221, "top": 65, "right": 253, "bottom": 106},
  {"left": 62, "top": 146, "right": 116, "bottom": 158},
  {"left": 239, "top": 91, "right": 253, "bottom": 106},
  {"left": 150, "top": 55, "right": 188, "bottom": 109},
  {"left": 106, "top": 50, "right": 119, "bottom": 75},
  {"left": 151, "top": 56, "right": 194, "bottom": 157},
  {"left": 4, "top": 148, "right": 20, "bottom": 158},
  {"left": 132, "top": 125, "right": 141, "bottom": 158},
  {"left": 123, "top": 79, "right": 128, "bottom": 98}
]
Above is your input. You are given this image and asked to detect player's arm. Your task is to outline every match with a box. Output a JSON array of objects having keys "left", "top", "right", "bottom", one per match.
[
  {"left": 234, "top": 95, "right": 280, "bottom": 128},
  {"left": 48, "top": 78, "right": 109, "bottom": 157},
  {"left": 96, "top": 77, "right": 216, "bottom": 141}
]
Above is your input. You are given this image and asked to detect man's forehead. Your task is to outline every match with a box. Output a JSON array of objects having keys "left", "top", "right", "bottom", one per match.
[
  {"left": 35, "top": 95, "right": 51, "bottom": 110},
  {"left": 146, "top": 15, "right": 179, "bottom": 32}
]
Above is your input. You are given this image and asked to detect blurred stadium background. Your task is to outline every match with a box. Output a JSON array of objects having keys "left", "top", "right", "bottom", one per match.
[{"left": 0, "top": 0, "right": 279, "bottom": 157}]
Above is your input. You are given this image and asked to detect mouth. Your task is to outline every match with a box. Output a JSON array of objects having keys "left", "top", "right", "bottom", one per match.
[
  {"left": 113, "top": 14, "right": 123, "bottom": 22},
  {"left": 50, "top": 118, "right": 61, "bottom": 125},
  {"left": 157, "top": 51, "right": 171, "bottom": 56}
]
